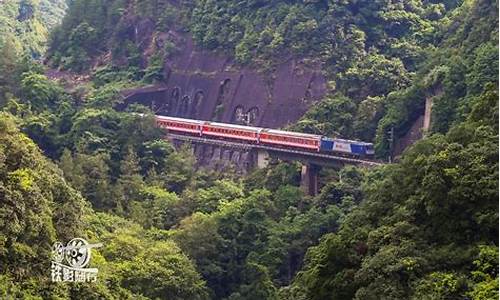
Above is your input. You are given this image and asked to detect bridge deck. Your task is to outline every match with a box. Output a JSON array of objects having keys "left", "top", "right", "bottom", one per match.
[{"left": 166, "top": 133, "right": 384, "bottom": 167}]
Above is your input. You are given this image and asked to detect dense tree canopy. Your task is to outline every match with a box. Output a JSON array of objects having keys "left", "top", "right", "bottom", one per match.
[
  {"left": 0, "top": 0, "right": 497, "bottom": 299},
  {"left": 0, "top": 0, "right": 67, "bottom": 57},
  {"left": 290, "top": 84, "right": 498, "bottom": 299}
]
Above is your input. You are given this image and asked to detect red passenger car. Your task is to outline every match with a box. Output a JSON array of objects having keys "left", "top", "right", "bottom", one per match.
[
  {"left": 202, "top": 122, "right": 260, "bottom": 142},
  {"left": 259, "top": 129, "right": 321, "bottom": 151},
  {"left": 155, "top": 116, "right": 203, "bottom": 135}
]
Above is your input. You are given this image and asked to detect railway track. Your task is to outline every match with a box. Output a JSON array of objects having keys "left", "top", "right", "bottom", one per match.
[{"left": 165, "top": 133, "right": 385, "bottom": 167}]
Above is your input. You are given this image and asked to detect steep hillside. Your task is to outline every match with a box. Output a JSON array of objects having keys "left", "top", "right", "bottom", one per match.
[
  {"left": 0, "top": 112, "right": 87, "bottom": 295},
  {"left": 0, "top": 0, "right": 496, "bottom": 299},
  {"left": 372, "top": 0, "right": 498, "bottom": 157},
  {"left": 0, "top": 0, "right": 67, "bottom": 57},
  {"left": 285, "top": 1, "right": 499, "bottom": 298},
  {"left": 46, "top": 0, "right": 465, "bottom": 143}
]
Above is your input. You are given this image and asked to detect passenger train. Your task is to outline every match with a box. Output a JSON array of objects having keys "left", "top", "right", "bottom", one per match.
[{"left": 155, "top": 115, "right": 375, "bottom": 158}]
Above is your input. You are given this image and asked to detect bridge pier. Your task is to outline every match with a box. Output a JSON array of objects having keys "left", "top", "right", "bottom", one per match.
[
  {"left": 301, "top": 163, "right": 320, "bottom": 196},
  {"left": 257, "top": 150, "right": 270, "bottom": 169},
  {"left": 163, "top": 134, "right": 381, "bottom": 195}
]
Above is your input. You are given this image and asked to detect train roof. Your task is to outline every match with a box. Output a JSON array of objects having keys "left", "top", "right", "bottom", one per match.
[
  {"left": 205, "top": 121, "right": 262, "bottom": 131},
  {"left": 263, "top": 128, "right": 322, "bottom": 139},
  {"left": 154, "top": 115, "right": 372, "bottom": 145},
  {"left": 155, "top": 115, "right": 205, "bottom": 125},
  {"left": 322, "top": 136, "right": 374, "bottom": 145}
]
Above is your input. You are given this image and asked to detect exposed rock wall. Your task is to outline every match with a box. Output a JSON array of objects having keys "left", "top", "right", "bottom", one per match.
[
  {"left": 393, "top": 115, "right": 425, "bottom": 158},
  {"left": 123, "top": 35, "right": 327, "bottom": 128},
  {"left": 122, "top": 30, "right": 327, "bottom": 170},
  {"left": 393, "top": 90, "right": 439, "bottom": 158}
]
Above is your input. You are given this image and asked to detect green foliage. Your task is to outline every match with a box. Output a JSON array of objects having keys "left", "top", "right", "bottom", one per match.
[
  {"left": 80, "top": 212, "right": 210, "bottom": 299},
  {"left": 293, "top": 93, "right": 356, "bottom": 138},
  {"left": 189, "top": 0, "right": 439, "bottom": 77},
  {"left": 340, "top": 53, "right": 410, "bottom": 99},
  {"left": 467, "top": 245, "right": 499, "bottom": 300},
  {"left": 142, "top": 53, "right": 165, "bottom": 84},
  {"left": 119, "top": 240, "right": 209, "bottom": 299},
  {"left": 288, "top": 84, "right": 498, "bottom": 299},
  {"left": 0, "top": 0, "right": 66, "bottom": 58},
  {"left": 375, "top": 0, "right": 498, "bottom": 155},
  {"left": 21, "top": 72, "right": 65, "bottom": 112},
  {"left": 188, "top": 179, "right": 244, "bottom": 214},
  {"left": 0, "top": 1, "right": 497, "bottom": 299},
  {"left": 0, "top": 112, "right": 87, "bottom": 291},
  {"left": 48, "top": 0, "right": 182, "bottom": 72},
  {"left": 413, "top": 272, "right": 468, "bottom": 300}
]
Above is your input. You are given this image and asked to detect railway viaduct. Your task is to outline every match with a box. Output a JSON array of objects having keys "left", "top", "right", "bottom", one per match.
[
  {"left": 165, "top": 133, "right": 383, "bottom": 196},
  {"left": 119, "top": 87, "right": 384, "bottom": 195}
]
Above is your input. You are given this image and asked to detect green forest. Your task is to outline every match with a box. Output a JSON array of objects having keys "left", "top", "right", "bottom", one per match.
[{"left": 0, "top": 0, "right": 498, "bottom": 299}]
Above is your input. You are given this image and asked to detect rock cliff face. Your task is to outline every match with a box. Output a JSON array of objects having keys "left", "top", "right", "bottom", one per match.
[
  {"left": 123, "top": 35, "right": 327, "bottom": 128},
  {"left": 121, "top": 28, "right": 328, "bottom": 171}
]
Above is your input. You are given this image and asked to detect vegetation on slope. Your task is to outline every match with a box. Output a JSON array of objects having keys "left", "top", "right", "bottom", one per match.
[
  {"left": 0, "top": 0, "right": 497, "bottom": 299},
  {"left": 0, "top": 61, "right": 210, "bottom": 299},
  {"left": 45, "top": 0, "right": 497, "bottom": 154},
  {"left": 0, "top": 52, "right": 364, "bottom": 298},
  {"left": 0, "top": 0, "right": 67, "bottom": 57},
  {"left": 288, "top": 83, "right": 499, "bottom": 299}
]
